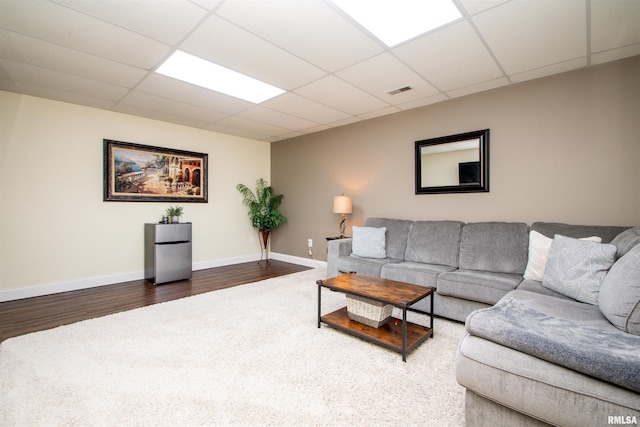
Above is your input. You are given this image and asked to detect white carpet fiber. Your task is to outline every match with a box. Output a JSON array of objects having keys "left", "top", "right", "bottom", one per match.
[{"left": 0, "top": 269, "right": 466, "bottom": 426}]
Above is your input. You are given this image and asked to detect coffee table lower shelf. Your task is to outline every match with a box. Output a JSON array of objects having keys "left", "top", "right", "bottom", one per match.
[{"left": 320, "top": 307, "right": 433, "bottom": 357}]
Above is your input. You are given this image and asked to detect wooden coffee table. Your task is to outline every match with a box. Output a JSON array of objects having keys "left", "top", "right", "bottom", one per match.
[{"left": 317, "top": 273, "right": 434, "bottom": 362}]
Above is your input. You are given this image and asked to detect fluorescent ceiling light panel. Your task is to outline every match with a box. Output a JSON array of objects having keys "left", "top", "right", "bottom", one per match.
[
  {"left": 156, "top": 50, "right": 285, "bottom": 103},
  {"left": 330, "top": 0, "right": 462, "bottom": 47}
]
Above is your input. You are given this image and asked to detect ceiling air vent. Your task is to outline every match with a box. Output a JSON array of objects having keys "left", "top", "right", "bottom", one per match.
[{"left": 387, "top": 86, "right": 412, "bottom": 95}]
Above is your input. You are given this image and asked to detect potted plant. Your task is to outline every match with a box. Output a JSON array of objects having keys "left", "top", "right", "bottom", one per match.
[
  {"left": 236, "top": 178, "right": 287, "bottom": 263},
  {"left": 165, "top": 205, "right": 183, "bottom": 223}
]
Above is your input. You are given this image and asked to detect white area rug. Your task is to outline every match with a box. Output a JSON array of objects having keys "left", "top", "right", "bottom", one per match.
[{"left": 0, "top": 269, "right": 467, "bottom": 426}]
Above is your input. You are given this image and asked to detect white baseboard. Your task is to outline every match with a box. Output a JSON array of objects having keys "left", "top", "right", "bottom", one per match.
[
  {"left": 270, "top": 252, "right": 327, "bottom": 269},
  {"left": 0, "top": 271, "right": 145, "bottom": 303},
  {"left": 0, "top": 253, "right": 322, "bottom": 303}
]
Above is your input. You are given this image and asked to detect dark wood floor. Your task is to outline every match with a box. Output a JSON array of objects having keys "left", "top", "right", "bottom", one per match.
[{"left": 0, "top": 260, "right": 309, "bottom": 343}]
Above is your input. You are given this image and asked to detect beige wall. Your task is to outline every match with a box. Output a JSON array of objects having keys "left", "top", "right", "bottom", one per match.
[
  {"left": 0, "top": 92, "right": 270, "bottom": 295},
  {"left": 271, "top": 56, "right": 640, "bottom": 261}
]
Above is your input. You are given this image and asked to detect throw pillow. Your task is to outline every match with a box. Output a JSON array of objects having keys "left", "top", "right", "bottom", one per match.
[
  {"left": 599, "top": 244, "right": 640, "bottom": 335},
  {"left": 542, "top": 235, "right": 617, "bottom": 305},
  {"left": 523, "top": 231, "right": 602, "bottom": 281},
  {"left": 351, "top": 226, "right": 386, "bottom": 259}
]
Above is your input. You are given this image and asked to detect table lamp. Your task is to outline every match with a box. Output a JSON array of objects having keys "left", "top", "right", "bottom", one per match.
[{"left": 333, "top": 194, "right": 352, "bottom": 238}]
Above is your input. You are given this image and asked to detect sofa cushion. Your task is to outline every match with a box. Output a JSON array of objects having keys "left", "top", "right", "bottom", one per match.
[
  {"left": 531, "top": 221, "right": 630, "bottom": 244},
  {"left": 351, "top": 226, "right": 386, "bottom": 258},
  {"left": 381, "top": 261, "right": 456, "bottom": 288},
  {"left": 458, "top": 222, "right": 529, "bottom": 274},
  {"left": 610, "top": 227, "right": 640, "bottom": 259},
  {"left": 542, "top": 235, "right": 617, "bottom": 305},
  {"left": 599, "top": 244, "right": 640, "bottom": 335},
  {"left": 516, "top": 279, "right": 573, "bottom": 300},
  {"left": 337, "top": 255, "right": 402, "bottom": 277},
  {"left": 404, "top": 220, "right": 463, "bottom": 267},
  {"left": 437, "top": 269, "right": 522, "bottom": 305},
  {"left": 365, "top": 218, "right": 412, "bottom": 260},
  {"left": 523, "top": 230, "right": 601, "bottom": 281}
]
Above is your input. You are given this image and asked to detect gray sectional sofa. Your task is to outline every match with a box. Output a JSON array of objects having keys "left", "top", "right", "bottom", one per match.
[{"left": 326, "top": 218, "right": 640, "bottom": 426}]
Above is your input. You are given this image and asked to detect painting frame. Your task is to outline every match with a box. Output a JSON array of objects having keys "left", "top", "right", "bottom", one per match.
[{"left": 103, "top": 139, "right": 208, "bottom": 203}]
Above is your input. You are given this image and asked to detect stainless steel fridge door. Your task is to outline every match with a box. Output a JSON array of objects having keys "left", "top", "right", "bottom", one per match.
[
  {"left": 154, "top": 241, "right": 192, "bottom": 284},
  {"left": 154, "top": 223, "right": 192, "bottom": 244}
]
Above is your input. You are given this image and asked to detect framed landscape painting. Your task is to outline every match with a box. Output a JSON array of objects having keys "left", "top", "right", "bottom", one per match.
[{"left": 103, "top": 139, "right": 208, "bottom": 203}]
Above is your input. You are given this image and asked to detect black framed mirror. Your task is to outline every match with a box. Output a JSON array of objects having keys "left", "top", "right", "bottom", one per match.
[{"left": 415, "top": 129, "right": 490, "bottom": 194}]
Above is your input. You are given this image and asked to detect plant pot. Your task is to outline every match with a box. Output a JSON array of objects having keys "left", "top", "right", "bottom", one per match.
[
  {"left": 260, "top": 229, "right": 270, "bottom": 248},
  {"left": 172, "top": 216, "right": 180, "bottom": 223},
  {"left": 259, "top": 229, "right": 270, "bottom": 264}
]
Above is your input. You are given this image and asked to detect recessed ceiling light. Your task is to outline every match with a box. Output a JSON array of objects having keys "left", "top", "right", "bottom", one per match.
[
  {"left": 330, "top": 0, "right": 462, "bottom": 47},
  {"left": 156, "top": 50, "right": 285, "bottom": 104}
]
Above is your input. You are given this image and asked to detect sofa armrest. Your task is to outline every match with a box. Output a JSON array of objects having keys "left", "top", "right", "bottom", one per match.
[{"left": 327, "top": 238, "right": 352, "bottom": 278}]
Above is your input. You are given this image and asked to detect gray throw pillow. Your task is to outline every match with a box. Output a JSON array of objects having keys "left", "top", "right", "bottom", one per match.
[
  {"left": 599, "top": 244, "right": 640, "bottom": 335},
  {"left": 542, "top": 235, "right": 617, "bottom": 305},
  {"left": 351, "top": 226, "right": 386, "bottom": 259}
]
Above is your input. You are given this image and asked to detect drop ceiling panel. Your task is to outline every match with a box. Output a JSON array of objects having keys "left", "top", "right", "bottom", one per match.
[
  {"left": 509, "top": 58, "right": 587, "bottom": 84},
  {"left": 237, "top": 106, "right": 319, "bottom": 132},
  {"left": 114, "top": 103, "right": 213, "bottom": 130},
  {"left": 0, "top": 29, "right": 147, "bottom": 88},
  {"left": 216, "top": 0, "right": 384, "bottom": 72},
  {"left": 202, "top": 122, "right": 267, "bottom": 141},
  {"left": 445, "top": 77, "right": 509, "bottom": 99},
  {"left": 0, "top": 0, "right": 170, "bottom": 69},
  {"left": 358, "top": 106, "right": 401, "bottom": 121},
  {"left": 458, "top": 0, "right": 510, "bottom": 16},
  {"left": 118, "top": 91, "right": 228, "bottom": 124},
  {"left": 181, "top": 14, "right": 326, "bottom": 90},
  {"left": 0, "top": 79, "right": 117, "bottom": 111},
  {"left": 591, "top": 44, "right": 640, "bottom": 66},
  {"left": 53, "top": 0, "right": 208, "bottom": 45},
  {"left": 135, "top": 74, "right": 254, "bottom": 115},
  {"left": 591, "top": 0, "right": 640, "bottom": 53},
  {"left": 0, "top": 59, "right": 129, "bottom": 101},
  {"left": 215, "top": 115, "right": 292, "bottom": 139},
  {"left": 336, "top": 53, "right": 440, "bottom": 103},
  {"left": 262, "top": 93, "right": 351, "bottom": 124},
  {"left": 397, "top": 94, "right": 449, "bottom": 111},
  {"left": 394, "top": 21, "right": 503, "bottom": 92},
  {"left": 189, "top": 0, "right": 223, "bottom": 11},
  {"left": 294, "top": 75, "right": 390, "bottom": 116},
  {"left": 472, "top": 0, "right": 586, "bottom": 75}
]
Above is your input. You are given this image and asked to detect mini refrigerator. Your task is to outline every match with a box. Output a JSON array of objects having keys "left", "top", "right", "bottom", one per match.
[{"left": 145, "top": 223, "right": 192, "bottom": 285}]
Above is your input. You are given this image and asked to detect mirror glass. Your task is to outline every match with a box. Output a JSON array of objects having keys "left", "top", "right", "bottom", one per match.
[{"left": 415, "top": 129, "right": 489, "bottom": 194}]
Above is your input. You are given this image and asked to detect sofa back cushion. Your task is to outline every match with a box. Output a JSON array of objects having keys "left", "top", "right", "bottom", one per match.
[
  {"left": 459, "top": 222, "right": 529, "bottom": 274},
  {"left": 404, "top": 221, "right": 463, "bottom": 267},
  {"left": 365, "top": 218, "right": 413, "bottom": 260},
  {"left": 365, "top": 218, "right": 413, "bottom": 259},
  {"left": 599, "top": 244, "right": 640, "bottom": 335},
  {"left": 610, "top": 227, "right": 640, "bottom": 259},
  {"left": 531, "top": 222, "right": 630, "bottom": 244}
]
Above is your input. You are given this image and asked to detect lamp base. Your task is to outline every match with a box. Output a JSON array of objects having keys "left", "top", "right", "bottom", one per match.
[{"left": 339, "top": 216, "right": 347, "bottom": 238}]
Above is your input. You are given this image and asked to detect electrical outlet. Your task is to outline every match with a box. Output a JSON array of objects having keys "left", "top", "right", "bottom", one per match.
[{"left": 308, "top": 239, "right": 313, "bottom": 248}]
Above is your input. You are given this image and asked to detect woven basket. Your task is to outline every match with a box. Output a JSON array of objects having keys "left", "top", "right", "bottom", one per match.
[{"left": 346, "top": 295, "right": 393, "bottom": 328}]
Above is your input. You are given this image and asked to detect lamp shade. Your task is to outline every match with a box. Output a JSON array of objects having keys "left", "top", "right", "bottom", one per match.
[{"left": 333, "top": 195, "right": 352, "bottom": 214}]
